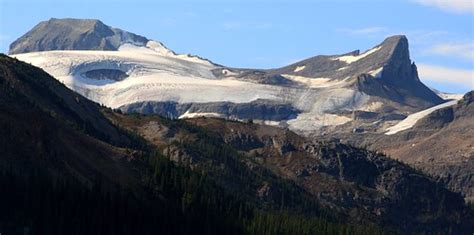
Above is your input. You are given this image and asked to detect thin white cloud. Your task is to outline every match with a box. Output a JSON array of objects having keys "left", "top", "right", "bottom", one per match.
[
  {"left": 417, "top": 63, "right": 474, "bottom": 89},
  {"left": 337, "top": 26, "right": 388, "bottom": 35},
  {"left": 426, "top": 42, "right": 474, "bottom": 60},
  {"left": 413, "top": 0, "right": 473, "bottom": 13}
]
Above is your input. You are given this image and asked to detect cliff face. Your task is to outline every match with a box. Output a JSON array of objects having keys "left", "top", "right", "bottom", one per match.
[{"left": 354, "top": 36, "right": 443, "bottom": 108}]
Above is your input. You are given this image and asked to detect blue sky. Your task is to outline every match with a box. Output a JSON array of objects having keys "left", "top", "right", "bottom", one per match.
[{"left": 0, "top": 0, "right": 473, "bottom": 93}]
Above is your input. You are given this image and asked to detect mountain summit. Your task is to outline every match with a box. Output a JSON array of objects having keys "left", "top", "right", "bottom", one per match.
[
  {"left": 11, "top": 18, "right": 443, "bottom": 136},
  {"left": 9, "top": 18, "right": 149, "bottom": 54}
]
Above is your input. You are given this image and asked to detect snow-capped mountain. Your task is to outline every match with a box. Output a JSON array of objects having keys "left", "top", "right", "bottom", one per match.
[{"left": 10, "top": 18, "right": 444, "bottom": 134}]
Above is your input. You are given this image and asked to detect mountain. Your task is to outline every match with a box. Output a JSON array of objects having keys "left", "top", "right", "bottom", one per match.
[
  {"left": 10, "top": 18, "right": 443, "bottom": 136},
  {"left": 1, "top": 54, "right": 472, "bottom": 234},
  {"left": 9, "top": 18, "right": 148, "bottom": 54},
  {"left": 344, "top": 91, "right": 474, "bottom": 200},
  {"left": 108, "top": 113, "right": 474, "bottom": 233},
  {"left": 0, "top": 54, "right": 357, "bottom": 234},
  {"left": 0, "top": 52, "right": 149, "bottom": 190}
]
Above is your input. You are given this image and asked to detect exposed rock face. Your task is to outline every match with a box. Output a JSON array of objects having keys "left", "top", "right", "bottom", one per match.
[
  {"left": 102, "top": 109, "right": 474, "bottom": 233},
  {"left": 9, "top": 18, "right": 148, "bottom": 54},
  {"left": 121, "top": 100, "right": 300, "bottom": 121},
  {"left": 335, "top": 91, "right": 474, "bottom": 200},
  {"left": 176, "top": 118, "right": 473, "bottom": 233},
  {"left": 83, "top": 69, "right": 129, "bottom": 81}
]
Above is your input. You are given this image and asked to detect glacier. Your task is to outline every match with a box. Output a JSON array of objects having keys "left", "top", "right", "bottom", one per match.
[{"left": 13, "top": 42, "right": 373, "bottom": 132}]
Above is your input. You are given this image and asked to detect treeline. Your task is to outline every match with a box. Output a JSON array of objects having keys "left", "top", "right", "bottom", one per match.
[
  {"left": 0, "top": 151, "right": 386, "bottom": 235},
  {"left": 0, "top": 108, "right": 386, "bottom": 234}
]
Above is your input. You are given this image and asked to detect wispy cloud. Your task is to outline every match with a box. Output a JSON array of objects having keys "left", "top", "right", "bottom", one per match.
[
  {"left": 417, "top": 63, "right": 474, "bottom": 89},
  {"left": 425, "top": 42, "right": 474, "bottom": 61},
  {"left": 412, "top": 0, "right": 473, "bottom": 13},
  {"left": 336, "top": 26, "right": 388, "bottom": 35}
]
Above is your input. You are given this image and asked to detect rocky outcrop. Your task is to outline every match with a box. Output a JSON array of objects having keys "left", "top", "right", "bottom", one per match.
[
  {"left": 120, "top": 99, "right": 300, "bottom": 121},
  {"left": 354, "top": 36, "right": 443, "bottom": 108}
]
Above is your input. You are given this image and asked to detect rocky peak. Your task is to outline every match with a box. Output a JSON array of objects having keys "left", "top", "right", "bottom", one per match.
[
  {"left": 353, "top": 35, "right": 444, "bottom": 107},
  {"left": 377, "top": 35, "right": 416, "bottom": 82},
  {"left": 460, "top": 91, "right": 474, "bottom": 104},
  {"left": 381, "top": 35, "right": 410, "bottom": 59},
  {"left": 9, "top": 18, "right": 149, "bottom": 54}
]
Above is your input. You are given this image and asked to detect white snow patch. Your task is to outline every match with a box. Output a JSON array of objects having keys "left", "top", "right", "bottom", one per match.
[
  {"left": 281, "top": 74, "right": 353, "bottom": 89},
  {"left": 222, "top": 69, "right": 238, "bottom": 76},
  {"left": 288, "top": 90, "right": 369, "bottom": 131},
  {"left": 331, "top": 46, "right": 382, "bottom": 64},
  {"left": 287, "top": 113, "right": 352, "bottom": 130},
  {"left": 431, "top": 88, "right": 464, "bottom": 101},
  {"left": 145, "top": 40, "right": 175, "bottom": 56},
  {"left": 282, "top": 74, "right": 332, "bottom": 88},
  {"left": 368, "top": 67, "right": 383, "bottom": 78},
  {"left": 179, "top": 111, "right": 222, "bottom": 119},
  {"left": 439, "top": 93, "right": 464, "bottom": 101},
  {"left": 385, "top": 100, "right": 458, "bottom": 135},
  {"left": 262, "top": 120, "right": 281, "bottom": 126},
  {"left": 294, "top": 65, "right": 306, "bottom": 72}
]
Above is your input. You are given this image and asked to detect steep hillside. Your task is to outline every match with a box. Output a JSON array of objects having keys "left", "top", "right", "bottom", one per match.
[
  {"left": 333, "top": 91, "right": 474, "bottom": 200},
  {"left": 383, "top": 92, "right": 474, "bottom": 199},
  {"left": 0, "top": 54, "right": 387, "bottom": 235},
  {"left": 107, "top": 112, "right": 474, "bottom": 234},
  {"left": 1, "top": 54, "right": 473, "bottom": 234}
]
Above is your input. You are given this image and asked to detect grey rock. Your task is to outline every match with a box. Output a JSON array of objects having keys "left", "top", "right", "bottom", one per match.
[
  {"left": 9, "top": 18, "right": 148, "bottom": 54},
  {"left": 120, "top": 99, "right": 300, "bottom": 121}
]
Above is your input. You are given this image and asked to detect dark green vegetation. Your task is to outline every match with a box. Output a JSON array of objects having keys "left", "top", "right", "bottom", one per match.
[
  {"left": 0, "top": 54, "right": 472, "bottom": 234},
  {"left": 0, "top": 55, "right": 386, "bottom": 234}
]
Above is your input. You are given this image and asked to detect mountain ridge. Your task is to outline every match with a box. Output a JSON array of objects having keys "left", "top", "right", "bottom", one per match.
[
  {"left": 2, "top": 19, "right": 474, "bottom": 234},
  {"left": 5, "top": 53, "right": 473, "bottom": 233},
  {"left": 10, "top": 18, "right": 444, "bottom": 137}
]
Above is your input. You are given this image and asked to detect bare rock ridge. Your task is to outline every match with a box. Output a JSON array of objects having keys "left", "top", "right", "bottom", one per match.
[{"left": 9, "top": 18, "right": 149, "bottom": 54}]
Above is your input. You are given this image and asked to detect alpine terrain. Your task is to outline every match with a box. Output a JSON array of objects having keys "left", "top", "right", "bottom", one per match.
[{"left": 2, "top": 18, "right": 473, "bottom": 234}]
